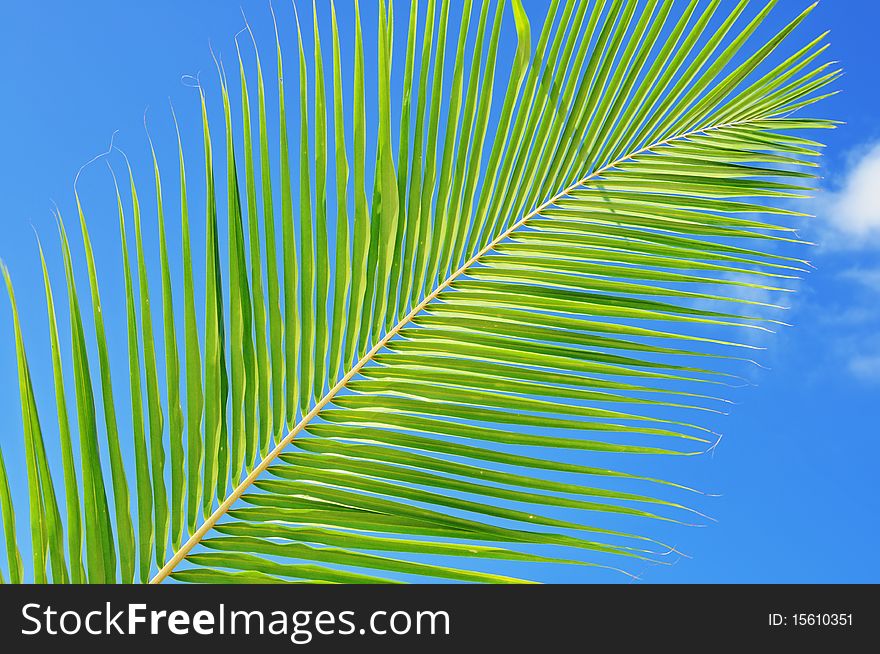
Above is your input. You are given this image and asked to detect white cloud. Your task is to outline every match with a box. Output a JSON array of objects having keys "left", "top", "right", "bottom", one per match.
[
  {"left": 838, "top": 267, "right": 880, "bottom": 293},
  {"left": 792, "top": 142, "right": 880, "bottom": 386},
  {"left": 820, "top": 142, "right": 880, "bottom": 247},
  {"left": 832, "top": 330, "right": 880, "bottom": 385},
  {"left": 847, "top": 353, "right": 880, "bottom": 383},
  {"left": 816, "top": 303, "right": 880, "bottom": 327}
]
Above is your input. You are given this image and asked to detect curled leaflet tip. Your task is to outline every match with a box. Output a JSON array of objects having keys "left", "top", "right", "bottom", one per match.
[
  {"left": 683, "top": 505, "right": 716, "bottom": 524},
  {"left": 209, "top": 39, "right": 228, "bottom": 83},
  {"left": 269, "top": 0, "right": 279, "bottom": 37},
  {"left": 30, "top": 224, "right": 45, "bottom": 256},
  {"left": 104, "top": 159, "right": 122, "bottom": 195},
  {"left": 241, "top": 7, "right": 259, "bottom": 50},
  {"left": 73, "top": 130, "right": 119, "bottom": 192},
  {"left": 704, "top": 432, "right": 725, "bottom": 458},
  {"left": 233, "top": 26, "right": 248, "bottom": 53},
  {"left": 112, "top": 143, "right": 130, "bottom": 169},
  {"left": 659, "top": 543, "right": 690, "bottom": 560},
  {"left": 181, "top": 72, "right": 203, "bottom": 89}
]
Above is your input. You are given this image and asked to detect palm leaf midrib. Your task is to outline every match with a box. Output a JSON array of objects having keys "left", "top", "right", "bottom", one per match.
[{"left": 150, "top": 116, "right": 763, "bottom": 583}]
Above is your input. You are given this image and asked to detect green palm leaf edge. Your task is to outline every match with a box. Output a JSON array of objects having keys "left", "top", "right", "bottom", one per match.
[{"left": 0, "top": 0, "right": 837, "bottom": 585}]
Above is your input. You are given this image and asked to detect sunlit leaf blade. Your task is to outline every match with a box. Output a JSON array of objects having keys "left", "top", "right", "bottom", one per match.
[
  {"left": 274, "top": 8, "right": 300, "bottom": 428},
  {"left": 236, "top": 40, "right": 271, "bottom": 472},
  {"left": 412, "top": 0, "right": 451, "bottom": 302},
  {"left": 426, "top": 0, "right": 474, "bottom": 290},
  {"left": 241, "top": 19, "right": 284, "bottom": 456},
  {"left": 0, "top": 437, "right": 23, "bottom": 584},
  {"left": 170, "top": 567, "right": 290, "bottom": 584},
  {"left": 387, "top": 0, "right": 419, "bottom": 324},
  {"left": 36, "top": 241, "right": 85, "bottom": 583},
  {"left": 399, "top": 0, "right": 436, "bottom": 312},
  {"left": 295, "top": 10, "right": 316, "bottom": 416},
  {"left": 368, "top": 0, "right": 400, "bottom": 338},
  {"left": 75, "top": 193, "right": 135, "bottom": 583},
  {"left": 327, "top": 0, "right": 351, "bottom": 386},
  {"left": 56, "top": 215, "right": 116, "bottom": 582},
  {"left": 200, "top": 534, "right": 531, "bottom": 584},
  {"left": 218, "top": 64, "right": 257, "bottom": 486},
  {"left": 200, "top": 88, "right": 229, "bottom": 517},
  {"left": 3, "top": 267, "right": 67, "bottom": 584},
  {"left": 123, "top": 161, "right": 168, "bottom": 569},
  {"left": 186, "top": 550, "right": 396, "bottom": 584},
  {"left": 171, "top": 107, "right": 204, "bottom": 537},
  {"left": 147, "top": 132, "right": 187, "bottom": 555},
  {"left": 348, "top": 0, "right": 372, "bottom": 362},
  {"left": 445, "top": 0, "right": 505, "bottom": 278},
  {"left": 312, "top": 1, "right": 331, "bottom": 400},
  {"left": 112, "top": 171, "right": 154, "bottom": 584},
  {"left": 464, "top": 0, "right": 531, "bottom": 256}
]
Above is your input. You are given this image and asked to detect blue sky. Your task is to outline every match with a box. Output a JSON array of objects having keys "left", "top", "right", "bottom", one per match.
[{"left": 0, "top": 0, "right": 877, "bottom": 584}]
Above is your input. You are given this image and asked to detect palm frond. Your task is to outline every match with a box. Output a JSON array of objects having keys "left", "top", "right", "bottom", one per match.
[{"left": 0, "top": 0, "right": 838, "bottom": 584}]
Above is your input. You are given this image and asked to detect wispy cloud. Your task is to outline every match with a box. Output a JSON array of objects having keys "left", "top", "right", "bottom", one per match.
[
  {"left": 827, "top": 329, "right": 880, "bottom": 385},
  {"left": 838, "top": 266, "right": 880, "bottom": 293},
  {"left": 818, "top": 141, "right": 880, "bottom": 248},
  {"left": 847, "top": 352, "right": 880, "bottom": 383}
]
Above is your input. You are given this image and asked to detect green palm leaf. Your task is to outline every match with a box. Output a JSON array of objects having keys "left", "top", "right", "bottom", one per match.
[{"left": 0, "top": 0, "right": 837, "bottom": 584}]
